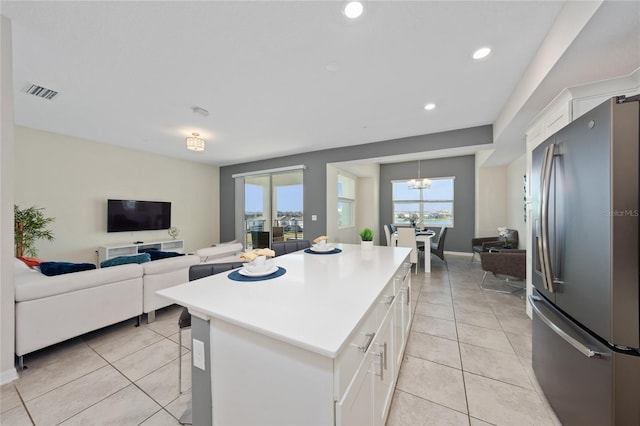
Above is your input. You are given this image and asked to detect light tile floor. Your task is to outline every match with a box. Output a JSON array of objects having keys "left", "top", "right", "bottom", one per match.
[
  {"left": 0, "top": 254, "right": 562, "bottom": 425},
  {"left": 387, "top": 255, "right": 562, "bottom": 426}
]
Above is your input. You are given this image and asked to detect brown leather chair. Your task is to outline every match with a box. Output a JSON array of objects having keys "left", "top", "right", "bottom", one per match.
[
  {"left": 471, "top": 229, "right": 519, "bottom": 262},
  {"left": 479, "top": 249, "right": 526, "bottom": 293}
]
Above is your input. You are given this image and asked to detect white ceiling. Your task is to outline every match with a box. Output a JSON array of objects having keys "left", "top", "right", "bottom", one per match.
[{"left": 2, "top": 1, "right": 639, "bottom": 167}]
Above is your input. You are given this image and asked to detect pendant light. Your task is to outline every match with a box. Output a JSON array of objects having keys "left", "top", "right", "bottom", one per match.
[
  {"left": 186, "top": 132, "right": 205, "bottom": 152},
  {"left": 407, "top": 159, "right": 431, "bottom": 189}
]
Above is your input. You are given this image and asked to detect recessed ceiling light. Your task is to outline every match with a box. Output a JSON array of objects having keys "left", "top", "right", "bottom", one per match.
[
  {"left": 325, "top": 61, "right": 339, "bottom": 72},
  {"left": 344, "top": 1, "right": 364, "bottom": 19},
  {"left": 424, "top": 103, "right": 436, "bottom": 111},
  {"left": 473, "top": 47, "right": 491, "bottom": 60}
]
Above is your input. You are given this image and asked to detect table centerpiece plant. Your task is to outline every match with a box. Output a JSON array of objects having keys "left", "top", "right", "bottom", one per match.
[{"left": 359, "top": 228, "right": 374, "bottom": 250}]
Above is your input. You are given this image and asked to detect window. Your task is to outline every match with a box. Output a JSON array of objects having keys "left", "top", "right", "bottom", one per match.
[
  {"left": 337, "top": 174, "right": 355, "bottom": 228},
  {"left": 392, "top": 177, "right": 454, "bottom": 227},
  {"left": 244, "top": 170, "right": 304, "bottom": 248}
]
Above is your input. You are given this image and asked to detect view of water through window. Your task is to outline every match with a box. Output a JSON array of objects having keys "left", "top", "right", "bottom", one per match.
[{"left": 392, "top": 178, "right": 454, "bottom": 227}]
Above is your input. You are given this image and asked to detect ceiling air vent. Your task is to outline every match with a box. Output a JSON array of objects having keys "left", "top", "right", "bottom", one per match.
[{"left": 23, "top": 83, "right": 59, "bottom": 100}]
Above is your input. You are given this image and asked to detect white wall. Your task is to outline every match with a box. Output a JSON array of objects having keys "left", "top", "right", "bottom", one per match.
[
  {"left": 474, "top": 155, "right": 526, "bottom": 249},
  {"left": 476, "top": 166, "right": 508, "bottom": 238},
  {"left": 14, "top": 127, "right": 220, "bottom": 264},
  {"left": 1, "top": 15, "right": 18, "bottom": 384},
  {"left": 356, "top": 169, "right": 380, "bottom": 246},
  {"left": 326, "top": 164, "right": 380, "bottom": 245}
]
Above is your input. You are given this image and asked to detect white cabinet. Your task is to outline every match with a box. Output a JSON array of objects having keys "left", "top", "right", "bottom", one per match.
[
  {"left": 525, "top": 72, "right": 640, "bottom": 151},
  {"left": 336, "top": 351, "right": 375, "bottom": 426},
  {"left": 372, "top": 307, "right": 395, "bottom": 425},
  {"left": 335, "top": 262, "right": 412, "bottom": 425},
  {"left": 394, "top": 264, "right": 412, "bottom": 373},
  {"left": 98, "top": 239, "right": 184, "bottom": 264}
]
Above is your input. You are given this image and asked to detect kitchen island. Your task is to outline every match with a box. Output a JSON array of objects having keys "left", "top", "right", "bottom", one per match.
[{"left": 158, "top": 243, "right": 412, "bottom": 425}]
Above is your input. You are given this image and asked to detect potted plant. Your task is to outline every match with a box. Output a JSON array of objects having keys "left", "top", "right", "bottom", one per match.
[
  {"left": 14, "top": 205, "right": 55, "bottom": 257},
  {"left": 498, "top": 226, "right": 511, "bottom": 248},
  {"left": 359, "top": 228, "right": 374, "bottom": 250}
]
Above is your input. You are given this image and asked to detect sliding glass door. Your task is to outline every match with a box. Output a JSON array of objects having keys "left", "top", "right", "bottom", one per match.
[{"left": 244, "top": 170, "right": 303, "bottom": 249}]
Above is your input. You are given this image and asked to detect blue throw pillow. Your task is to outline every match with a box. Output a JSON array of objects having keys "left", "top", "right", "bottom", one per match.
[
  {"left": 40, "top": 262, "right": 97, "bottom": 276},
  {"left": 147, "top": 250, "right": 184, "bottom": 261},
  {"left": 100, "top": 253, "right": 151, "bottom": 268}
]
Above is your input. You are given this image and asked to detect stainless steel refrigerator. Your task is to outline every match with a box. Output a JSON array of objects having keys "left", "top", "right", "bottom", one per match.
[{"left": 530, "top": 96, "right": 640, "bottom": 426}]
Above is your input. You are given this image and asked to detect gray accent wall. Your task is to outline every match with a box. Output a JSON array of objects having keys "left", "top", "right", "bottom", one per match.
[
  {"left": 379, "top": 156, "right": 475, "bottom": 253},
  {"left": 220, "top": 125, "right": 491, "bottom": 246},
  {"left": 191, "top": 316, "right": 212, "bottom": 426}
]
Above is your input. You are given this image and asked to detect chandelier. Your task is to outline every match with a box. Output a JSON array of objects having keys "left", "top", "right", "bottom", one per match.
[
  {"left": 186, "top": 132, "right": 205, "bottom": 152},
  {"left": 407, "top": 160, "right": 431, "bottom": 189}
]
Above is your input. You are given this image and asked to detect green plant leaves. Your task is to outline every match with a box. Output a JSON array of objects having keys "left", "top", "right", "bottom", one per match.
[{"left": 14, "top": 205, "right": 55, "bottom": 257}]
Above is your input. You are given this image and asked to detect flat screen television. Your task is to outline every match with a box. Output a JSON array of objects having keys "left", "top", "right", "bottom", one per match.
[{"left": 107, "top": 199, "right": 171, "bottom": 232}]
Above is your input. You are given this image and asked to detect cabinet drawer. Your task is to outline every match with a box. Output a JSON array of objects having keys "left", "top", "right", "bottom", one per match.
[
  {"left": 375, "top": 280, "right": 397, "bottom": 325},
  {"left": 335, "top": 307, "right": 377, "bottom": 398},
  {"left": 335, "top": 277, "right": 398, "bottom": 399}
]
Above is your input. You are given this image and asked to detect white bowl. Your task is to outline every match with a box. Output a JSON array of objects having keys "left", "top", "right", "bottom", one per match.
[
  {"left": 244, "top": 258, "right": 275, "bottom": 273},
  {"left": 311, "top": 243, "right": 333, "bottom": 252}
]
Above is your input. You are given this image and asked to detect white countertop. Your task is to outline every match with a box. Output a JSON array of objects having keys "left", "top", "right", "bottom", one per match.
[{"left": 157, "top": 243, "right": 411, "bottom": 358}]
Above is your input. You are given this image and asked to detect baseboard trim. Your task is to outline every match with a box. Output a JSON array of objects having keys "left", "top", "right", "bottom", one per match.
[{"left": 0, "top": 367, "right": 18, "bottom": 385}]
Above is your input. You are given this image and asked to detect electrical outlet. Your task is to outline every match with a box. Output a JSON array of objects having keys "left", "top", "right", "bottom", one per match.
[
  {"left": 311, "top": 215, "right": 317, "bottom": 221},
  {"left": 193, "top": 338, "right": 205, "bottom": 371}
]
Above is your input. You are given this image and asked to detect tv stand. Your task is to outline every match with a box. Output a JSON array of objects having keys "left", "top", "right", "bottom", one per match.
[{"left": 98, "top": 239, "right": 184, "bottom": 265}]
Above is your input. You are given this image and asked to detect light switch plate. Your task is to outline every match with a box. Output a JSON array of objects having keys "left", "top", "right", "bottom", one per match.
[
  {"left": 311, "top": 215, "right": 317, "bottom": 221},
  {"left": 193, "top": 338, "right": 205, "bottom": 370}
]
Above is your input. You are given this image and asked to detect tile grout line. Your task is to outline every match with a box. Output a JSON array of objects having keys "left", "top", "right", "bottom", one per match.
[
  {"left": 52, "top": 342, "right": 137, "bottom": 425},
  {"left": 446, "top": 262, "right": 472, "bottom": 425},
  {"left": 20, "top": 310, "right": 187, "bottom": 425}
]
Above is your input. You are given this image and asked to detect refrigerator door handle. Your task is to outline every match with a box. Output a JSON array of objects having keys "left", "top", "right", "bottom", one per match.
[
  {"left": 529, "top": 295, "right": 602, "bottom": 358},
  {"left": 539, "top": 144, "right": 557, "bottom": 292}
]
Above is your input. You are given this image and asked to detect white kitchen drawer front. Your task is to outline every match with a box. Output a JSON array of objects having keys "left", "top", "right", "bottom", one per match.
[
  {"left": 335, "top": 276, "right": 398, "bottom": 399},
  {"left": 334, "top": 307, "right": 378, "bottom": 398}
]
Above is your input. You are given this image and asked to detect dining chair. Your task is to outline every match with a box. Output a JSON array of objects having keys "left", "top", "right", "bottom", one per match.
[
  {"left": 431, "top": 226, "right": 448, "bottom": 268},
  {"left": 383, "top": 224, "right": 392, "bottom": 246},
  {"left": 396, "top": 227, "right": 418, "bottom": 273}
]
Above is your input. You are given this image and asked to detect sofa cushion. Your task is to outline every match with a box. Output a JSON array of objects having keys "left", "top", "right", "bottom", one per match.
[
  {"left": 15, "top": 263, "right": 143, "bottom": 302},
  {"left": 196, "top": 243, "right": 243, "bottom": 262},
  {"left": 143, "top": 254, "right": 200, "bottom": 275},
  {"left": 40, "top": 262, "right": 96, "bottom": 276},
  {"left": 18, "top": 257, "right": 42, "bottom": 268},
  {"left": 15, "top": 257, "right": 35, "bottom": 272},
  {"left": 147, "top": 250, "right": 184, "bottom": 261},
  {"left": 100, "top": 253, "right": 151, "bottom": 268}
]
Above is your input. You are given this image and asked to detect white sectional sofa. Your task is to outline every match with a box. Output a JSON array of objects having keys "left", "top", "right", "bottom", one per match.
[
  {"left": 13, "top": 242, "right": 246, "bottom": 366},
  {"left": 14, "top": 252, "right": 200, "bottom": 366},
  {"left": 195, "top": 242, "right": 244, "bottom": 263},
  {"left": 142, "top": 254, "right": 200, "bottom": 322},
  {"left": 14, "top": 258, "right": 144, "bottom": 366}
]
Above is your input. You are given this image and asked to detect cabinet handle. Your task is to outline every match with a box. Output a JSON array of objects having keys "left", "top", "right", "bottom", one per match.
[
  {"left": 381, "top": 295, "right": 395, "bottom": 305},
  {"left": 353, "top": 332, "right": 375, "bottom": 353},
  {"left": 375, "top": 341, "right": 388, "bottom": 371},
  {"left": 373, "top": 350, "right": 384, "bottom": 381},
  {"left": 405, "top": 286, "right": 411, "bottom": 306},
  {"left": 402, "top": 263, "right": 412, "bottom": 279}
]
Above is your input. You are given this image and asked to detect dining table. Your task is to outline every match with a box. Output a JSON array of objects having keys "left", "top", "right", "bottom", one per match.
[{"left": 391, "top": 229, "right": 435, "bottom": 273}]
